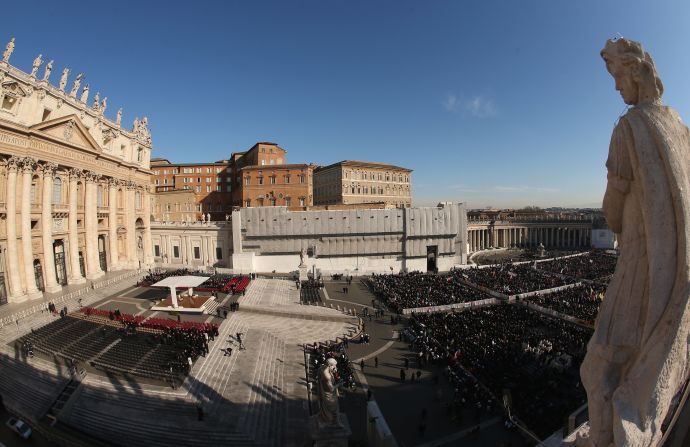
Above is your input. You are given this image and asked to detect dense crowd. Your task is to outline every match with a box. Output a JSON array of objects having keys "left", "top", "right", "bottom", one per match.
[
  {"left": 300, "top": 279, "right": 324, "bottom": 304},
  {"left": 408, "top": 304, "right": 592, "bottom": 438},
  {"left": 368, "top": 271, "right": 492, "bottom": 313},
  {"left": 310, "top": 342, "right": 357, "bottom": 390},
  {"left": 460, "top": 264, "right": 574, "bottom": 295},
  {"left": 159, "top": 326, "right": 216, "bottom": 376},
  {"left": 537, "top": 251, "right": 618, "bottom": 282},
  {"left": 527, "top": 285, "right": 605, "bottom": 323}
]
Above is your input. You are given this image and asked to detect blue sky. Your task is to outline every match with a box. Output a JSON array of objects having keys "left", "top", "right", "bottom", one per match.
[{"left": 3, "top": 1, "right": 689, "bottom": 208}]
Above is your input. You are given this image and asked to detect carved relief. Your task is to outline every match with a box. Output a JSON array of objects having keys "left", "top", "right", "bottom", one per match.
[
  {"left": 84, "top": 171, "right": 101, "bottom": 183},
  {"left": 63, "top": 120, "right": 75, "bottom": 141},
  {"left": 20, "top": 157, "right": 36, "bottom": 173}
]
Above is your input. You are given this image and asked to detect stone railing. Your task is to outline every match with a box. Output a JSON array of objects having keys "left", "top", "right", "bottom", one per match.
[{"left": 52, "top": 203, "right": 69, "bottom": 213}]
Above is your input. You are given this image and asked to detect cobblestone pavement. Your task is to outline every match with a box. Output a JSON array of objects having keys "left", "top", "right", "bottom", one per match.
[
  {"left": 324, "top": 279, "right": 529, "bottom": 447},
  {"left": 1, "top": 278, "right": 357, "bottom": 447}
]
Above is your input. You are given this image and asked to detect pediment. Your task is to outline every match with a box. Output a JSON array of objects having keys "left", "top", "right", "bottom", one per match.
[
  {"left": 30, "top": 114, "right": 101, "bottom": 152},
  {"left": 1, "top": 81, "right": 29, "bottom": 97}
]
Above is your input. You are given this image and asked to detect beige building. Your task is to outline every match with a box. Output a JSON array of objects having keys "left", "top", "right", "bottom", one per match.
[
  {"left": 0, "top": 39, "right": 153, "bottom": 305},
  {"left": 313, "top": 160, "right": 412, "bottom": 208},
  {"left": 152, "top": 189, "right": 197, "bottom": 222}
]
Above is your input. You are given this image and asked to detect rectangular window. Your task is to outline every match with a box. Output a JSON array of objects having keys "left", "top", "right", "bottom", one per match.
[
  {"left": 173, "top": 246, "right": 180, "bottom": 258},
  {"left": 197, "top": 177, "right": 201, "bottom": 183},
  {"left": 193, "top": 247, "right": 201, "bottom": 259},
  {"left": 270, "top": 198, "right": 276, "bottom": 206},
  {"left": 245, "top": 199, "right": 251, "bottom": 207},
  {"left": 284, "top": 175, "right": 290, "bottom": 184},
  {"left": 216, "top": 185, "right": 222, "bottom": 192},
  {"left": 245, "top": 177, "right": 250, "bottom": 185},
  {"left": 299, "top": 174, "right": 305, "bottom": 184},
  {"left": 196, "top": 168, "right": 201, "bottom": 173},
  {"left": 285, "top": 197, "right": 291, "bottom": 207},
  {"left": 207, "top": 168, "right": 212, "bottom": 173},
  {"left": 206, "top": 177, "right": 211, "bottom": 183},
  {"left": 299, "top": 197, "right": 305, "bottom": 206},
  {"left": 215, "top": 247, "right": 223, "bottom": 260},
  {"left": 195, "top": 186, "right": 201, "bottom": 193},
  {"left": 154, "top": 245, "right": 160, "bottom": 257},
  {"left": 270, "top": 176, "right": 276, "bottom": 184},
  {"left": 226, "top": 177, "right": 232, "bottom": 183},
  {"left": 206, "top": 185, "right": 211, "bottom": 192},
  {"left": 257, "top": 177, "right": 264, "bottom": 185}
]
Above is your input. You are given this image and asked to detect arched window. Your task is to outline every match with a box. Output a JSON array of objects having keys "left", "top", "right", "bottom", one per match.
[
  {"left": 53, "top": 178, "right": 62, "bottom": 204},
  {"left": 135, "top": 191, "right": 142, "bottom": 209}
]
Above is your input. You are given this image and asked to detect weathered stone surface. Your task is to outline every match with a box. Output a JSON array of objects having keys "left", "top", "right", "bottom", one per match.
[{"left": 578, "top": 38, "right": 690, "bottom": 447}]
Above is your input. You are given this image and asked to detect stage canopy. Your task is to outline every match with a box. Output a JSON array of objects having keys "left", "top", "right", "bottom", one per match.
[{"left": 151, "top": 275, "right": 209, "bottom": 289}]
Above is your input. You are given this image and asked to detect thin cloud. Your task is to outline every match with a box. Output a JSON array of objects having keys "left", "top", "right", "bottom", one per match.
[
  {"left": 443, "top": 93, "right": 497, "bottom": 118},
  {"left": 443, "top": 94, "right": 458, "bottom": 112},
  {"left": 464, "top": 96, "right": 496, "bottom": 118}
]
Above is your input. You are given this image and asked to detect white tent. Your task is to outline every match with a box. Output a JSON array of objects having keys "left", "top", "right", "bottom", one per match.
[{"left": 151, "top": 275, "right": 209, "bottom": 308}]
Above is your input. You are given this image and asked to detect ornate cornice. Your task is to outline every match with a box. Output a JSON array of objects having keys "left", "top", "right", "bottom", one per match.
[{"left": 84, "top": 171, "right": 101, "bottom": 183}]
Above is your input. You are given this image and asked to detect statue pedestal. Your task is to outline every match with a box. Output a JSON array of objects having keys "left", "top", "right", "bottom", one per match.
[
  {"left": 309, "top": 414, "right": 351, "bottom": 447},
  {"left": 299, "top": 265, "right": 308, "bottom": 281}
]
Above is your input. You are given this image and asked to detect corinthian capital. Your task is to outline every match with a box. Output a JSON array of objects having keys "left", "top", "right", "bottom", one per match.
[
  {"left": 107, "top": 177, "right": 120, "bottom": 188},
  {"left": 41, "top": 161, "right": 58, "bottom": 177},
  {"left": 68, "top": 168, "right": 84, "bottom": 179},
  {"left": 126, "top": 181, "right": 138, "bottom": 190},
  {"left": 20, "top": 157, "right": 37, "bottom": 173},
  {"left": 84, "top": 171, "right": 102, "bottom": 183},
  {"left": 5, "top": 156, "right": 22, "bottom": 172}
]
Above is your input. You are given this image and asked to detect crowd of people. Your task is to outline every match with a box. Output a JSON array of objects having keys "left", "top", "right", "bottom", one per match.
[
  {"left": 159, "top": 326, "right": 215, "bottom": 376},
  {"left": 527, "top": 284, "right": 605, "bottom": 323},
  {"left": 368, "top": 271, "right": 493, "bottom": 313},
  {"left": 459, "top": 264, "right": 574, "bottom": 295},
  {"left": 300, "top": 279, "right": 324, "bottom": 304},
  {"left": 310, "top": 342, "right": 357, "bottom": 391},
  {"left": 537, "top": 251, "right": 618, "bottom": 282},
  {"left": 81, "top": 307, "right": 219, "bottom": 335},
  {"left": 407, "top": 304, "right": 592, "bottom": 438}
]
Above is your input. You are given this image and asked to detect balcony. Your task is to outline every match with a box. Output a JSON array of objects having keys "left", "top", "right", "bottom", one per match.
[{"left": 52, "top": 203, "right": 69, "bottom": 213}]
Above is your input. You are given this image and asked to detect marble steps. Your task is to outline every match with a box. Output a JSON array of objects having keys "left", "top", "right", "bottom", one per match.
[
  {"left": 283, "top": 346, "right": 310, "bottom": 447},
  {"left": 76, "top": 385, "right": 196, "bottom": 417},
  {"left": 0, "top": 352, "right": 68, "bottom": 419},
  {"left": 234, "top": 330, "right": 286, "bottom": 446},
  {"left": 67, "top": 405, "right": 256, "bottom": 447}
]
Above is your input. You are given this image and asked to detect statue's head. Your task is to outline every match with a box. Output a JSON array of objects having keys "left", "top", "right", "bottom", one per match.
[
  {"left": 326, "top": 358, "right": 337, "bottom": 373},
  {"left": 601, "top": 38, "right": 663, "bottom": 106}
]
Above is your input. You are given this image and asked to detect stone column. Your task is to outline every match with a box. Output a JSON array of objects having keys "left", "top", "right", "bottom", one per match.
[
  {"left": 84, "top": 171, "right": 103, "bottom": 280},
  {"left": 40, "top": 162, "right": 61, "bottom": 293},
  {"left": 108, "top": 178, "right": 120, "bottom": 271},
  {"left": 67, "top": 169, "right": 85, "bottom": 284},
  {"left": 125, "top": 182, "right": 137, "bottom": 268},
  {"left": 5, "top": 157, "right": 27, "bottom": 302},
  {"left": 20, "top": 157, "right": 42, "bottom": 299},
  {"left": 142, "top": 187, "right": 153, "bottom": 266}
]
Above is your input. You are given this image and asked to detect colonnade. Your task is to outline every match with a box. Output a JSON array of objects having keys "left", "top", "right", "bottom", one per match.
[
  {"left": 468, "top": 225, "right": 591, "bottom": 253},
  {"left": 1, "top": 155, "right": 152, "bottom": 303}
]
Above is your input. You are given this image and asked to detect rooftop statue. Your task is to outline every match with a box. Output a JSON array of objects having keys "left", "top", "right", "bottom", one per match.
[
  {"left": 579, "top": 38, "right": 690, "bottom": 447},
  {"left": 116, "top": 108, "right": 122, "bottom": 126},
  {"left": 80, "top": 84, "right": 89, "bottom": 104},
  {"left": 30, "top": 54, "right": 42, "bottom": 77},
  {"left": 58, "top": 68, "right": 69, "bottom": 92},
  {"left": 69, "top": 72, "right": 83, "bottom": 98},
  {"left": 42, "top": 60, "right": 53, "bottom": 82},
  {"left": 2, "top": 37, "right": 14, "bottom": 63}
]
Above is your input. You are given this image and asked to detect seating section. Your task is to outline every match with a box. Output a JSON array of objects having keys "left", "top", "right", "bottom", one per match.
[{"left": 137, "top": 268, "right": 250, "bottom": 294}]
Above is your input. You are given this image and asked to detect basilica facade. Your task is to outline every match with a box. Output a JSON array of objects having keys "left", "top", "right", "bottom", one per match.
[{"left": 0, "top": 39, "right": 153, "bottom": 305}]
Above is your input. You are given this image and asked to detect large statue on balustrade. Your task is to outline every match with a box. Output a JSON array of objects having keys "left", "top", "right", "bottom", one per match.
[
  {"left": 578, "top": 38, "right": 690, "bottom": 447},
  {"left": 316, "top": 358, "right": 344, "bottom": 427}
]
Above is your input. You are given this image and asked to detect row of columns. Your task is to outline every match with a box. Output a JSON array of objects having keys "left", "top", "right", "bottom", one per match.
[
  {"left": 3, "top": 156, "right": 152, "bottom": 303},
  {"left": 468, "top": 226, "right": 591, "bottom": 253},
  {"left": 154, "top": 232, "right": 219, "bottom": 266}
]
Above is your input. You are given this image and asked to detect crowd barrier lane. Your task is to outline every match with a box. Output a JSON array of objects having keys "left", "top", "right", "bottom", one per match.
[{"left": 402, "top": 298, "right": 501, "bottom": 315}]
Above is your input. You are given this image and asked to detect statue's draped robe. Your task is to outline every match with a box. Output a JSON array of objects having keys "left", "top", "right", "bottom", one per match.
[
  {"left": 582, "top": 103, "right": 690, "bottom": 446},
  {"left": 317, "top": 366, "right": 339, "bottom": 425}
]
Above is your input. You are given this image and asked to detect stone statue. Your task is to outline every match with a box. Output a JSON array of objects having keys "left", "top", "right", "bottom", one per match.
[
  {"left": 579, "top": 38, "right": 690, "bottom": 447},
  {"left": 100, "top": 97, "right": 107, "bottom": 115},
  {"left": 116, "top": 108, "right": 122, "bottom": 126},
  {"left": 132, "top": 117, "right": 139, "bottom": 132},
  {"left": 92, "top": 92, "right": 100, "bottom": 110},
  {"left": 2, "top": 38, "right": 15, "bottom": 63},
  {"left": 42, "top": 60, "right": 53, "bottom": 81},
  {"left": 80, "top": 84, "right": 89, "bottom": 104},
  {"left": 30, "top": 54, "right": 43, "bottom": 77},
  {"left": 316, "top": 358, "right": 344, "bottom": 427},
  {"left": 300, "top": 248, "right": 306, "bottom": 267},
  {"left": 59, "top": 68, "right": 69, "bottom": 92},
  {"left": 69, "top": 73, "right": 83, "bottom": 98}
]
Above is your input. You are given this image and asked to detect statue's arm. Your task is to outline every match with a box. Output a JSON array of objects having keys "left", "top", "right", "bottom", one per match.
[{"left": 603, "top": 119, "right": 633, "bottom": 234}]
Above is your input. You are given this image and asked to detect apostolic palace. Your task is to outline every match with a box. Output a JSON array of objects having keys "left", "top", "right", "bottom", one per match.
[{"left": 0, "top": 39, "right": 153, "bottom": 305}]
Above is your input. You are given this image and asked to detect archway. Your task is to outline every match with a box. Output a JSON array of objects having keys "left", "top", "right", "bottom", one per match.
[
  {"left": 135, "top": 218, "right": 145, "bottom": 268},
  {"left": 33, "top": 259, "right": 43, "bottom": 291},
  {"left": 98, "top": 235, "right": 108, "bottom": 272}
]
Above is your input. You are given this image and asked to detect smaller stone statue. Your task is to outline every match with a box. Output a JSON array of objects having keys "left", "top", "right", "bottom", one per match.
[
  {"left": 316, "top": 358, "right": 344, "bottom": 427},
  {"left": 100, "top": 97, "right": 107, "bottom": 115},
  {"left": 2, "top": 38, "right": 15, "bottom": 63},
  {"left": 225, "top": 214, "right": 230, "bottom": 221},
  {"left": 30, "top": 54, "right": 43, "bottom": 77},
  {"left": 59, "top": 68, "right": 69, "bottom": 92},
  {"left": 80, "top": 84, "right": 89, "bottom": 104},
  {"left": 42, "top": 60, "right": 53, "bottom": 82},
  {"left": 116, "top": 108, "right": 122, "bottom": 126},
  {"left": 132, "top": 117, "right": 139, "bottom": 132},
  {"left": 299, "top": 248, "right": 306, "bottom": 267},
  {"left": 92, "top": 92, "right": 100, "bottom": 110},
  {"left": 69, "top": 73, "right": 83, "bottom": 98}
]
